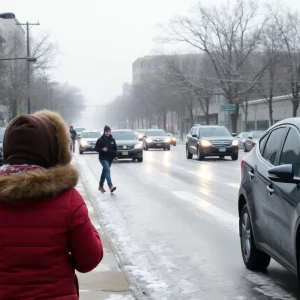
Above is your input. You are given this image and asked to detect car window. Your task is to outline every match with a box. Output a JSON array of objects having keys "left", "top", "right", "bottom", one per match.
[
  {"left": 199, "top": 127, "right": 231, "bottom": 137},
  {"left": 0, "top": 128, "right": 5, "bottom": 143},
  {"left": 112, "top": 131, "right": 137, "bottom": 140},
  {"left": 259, "top": 133, "right": 268, "bottom": 154},
  {"left": 262, "top": 127, "right": 286, "bottom": 165},
  {"left": 279, "top": 127, "right": 300, "bottom": 177},
  {"left": 82, "top": 132, "right": 101, "bottom": 138},
  {"left": 147, "top": 130, "right": 167, "bottom": 137}
]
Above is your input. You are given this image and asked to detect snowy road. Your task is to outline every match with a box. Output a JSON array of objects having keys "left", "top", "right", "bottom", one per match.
[{"left": 76, "top": 145, "right": 300, "bottom": 300}]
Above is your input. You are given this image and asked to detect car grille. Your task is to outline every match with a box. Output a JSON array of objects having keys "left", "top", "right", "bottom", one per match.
[
  {"left": 117, "top": 145, "right": 134, "bottom": 150},
  {"left": 210, "top": 140, "right": 232, "bottom": 147},
  {"left": 87, "top": 141, "right": 96, "bottom": 145},
  {"left": 152, "top": 139, "right": 164, "bottom": 143}
]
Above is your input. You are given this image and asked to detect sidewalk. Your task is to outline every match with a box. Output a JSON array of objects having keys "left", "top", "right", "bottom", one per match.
[{"left": 75, "top": 180, "right": 136, "bottom": 300}]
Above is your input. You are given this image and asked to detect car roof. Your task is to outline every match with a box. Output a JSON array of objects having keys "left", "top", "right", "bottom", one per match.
[
  {"left": 195, "top": 125, "right": 225, "bottom": 128},
  {"left": 112, "top": 129, "right": 134, "bottom": 131},
  {"left": 268, "top": 117, "right": 300, "bottom": 131},
  {"left": 147, "top": 129, "right": 165, "bottom": 131},
  {"left": 82, "top": 130, "right": 100, "bottom": 133}
]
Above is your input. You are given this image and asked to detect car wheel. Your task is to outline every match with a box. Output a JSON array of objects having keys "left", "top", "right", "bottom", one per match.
[
  {"left": 231, "top": 153, "right": 239, "bottom": 161},
  {"left": 167, "top": 147, "right": 171, "bottom": 151},
  {"left": 137, "top": 157, "right": 143, "bottom": 162},
  {"left": 244, "top": 143, "right": 248, "bottom": 153},
  {"left": 197, "top": 147, "right": 205, "bottom": 161},
  {"left": 145, "top": 145, "right": 148, "bottom": 151},
  {"left": 186, "top": 145, "right": 193, "bottom": 159},
  {"left": 240, "top": 204, "right": 271, "bottom": 271},
  {"left": 219, "top": 155, "right": 225, "bottom": 159},
  {"left": 79, "top": 150, "right": 83, "bottom": 155}
]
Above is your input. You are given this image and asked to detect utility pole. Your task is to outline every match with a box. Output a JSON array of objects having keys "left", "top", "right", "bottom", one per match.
[{"left": 17, "top": 21, "right": 40, "bottom": 113}]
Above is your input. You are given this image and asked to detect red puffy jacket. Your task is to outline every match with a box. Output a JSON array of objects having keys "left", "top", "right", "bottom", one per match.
[{"left": 0, "top": 164, "right": 103, "bottom": 300}]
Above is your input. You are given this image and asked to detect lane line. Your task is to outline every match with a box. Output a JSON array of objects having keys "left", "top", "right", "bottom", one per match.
[{"left": 172, "top": 191, "right": 239, "bottom": 234}]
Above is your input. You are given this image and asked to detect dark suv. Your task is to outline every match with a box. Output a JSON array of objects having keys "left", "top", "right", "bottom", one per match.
[
  {"left": 0, "top": 127, "right": 5, "bottom": 166},
  {"left": 238, "top": 118, "right": 300, "bottom": 285},
  {"left": 186, "top": 125, "right": 239, "bottom": 161}
]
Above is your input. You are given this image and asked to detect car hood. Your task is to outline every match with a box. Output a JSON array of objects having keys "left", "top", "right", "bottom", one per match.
[
  {"left": 82, "top": 138, "right": 98, "bottom": 142},
  {"left": 202, "top": 136, "right": 234, "bottom": 141},
  {"left": 115, "top": 139, "right": 139, "bottom": 145},
  {"left": 147, "top": 136, "right": 167, "bottom": 140}
]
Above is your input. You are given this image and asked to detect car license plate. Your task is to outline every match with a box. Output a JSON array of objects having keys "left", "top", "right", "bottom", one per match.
[
  {"left": 219, "top": 148, "right": 226, "bottom": 152},
  {"left": 156, "top": 143, "right": 161, "bottom": 146},
  {"left": 122, "top": 152, "right": 128, "bottom": 155}
]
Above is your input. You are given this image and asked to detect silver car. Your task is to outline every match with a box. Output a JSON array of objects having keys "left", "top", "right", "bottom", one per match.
[
  {"left": 236, "top": 132, "right": 250, "bottom": 149},
  {"left": 79, "top": 130, "right": 101, "bottom": 154},
  {"left": 243, "top": 131, "right": 265, "bottom": 152}
]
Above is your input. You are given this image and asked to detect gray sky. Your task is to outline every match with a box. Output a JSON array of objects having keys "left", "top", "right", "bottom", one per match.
[{"left": 1, "top": 0, "right": 196, "bottom": 106}]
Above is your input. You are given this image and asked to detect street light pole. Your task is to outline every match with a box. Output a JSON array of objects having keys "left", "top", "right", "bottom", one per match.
[{"left": 17, "top": 21, "right": 40, "bottom": 114}]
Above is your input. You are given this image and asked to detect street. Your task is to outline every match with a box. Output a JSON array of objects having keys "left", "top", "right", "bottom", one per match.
[{"left": 76, "top": 145, "right": 300, "bottom": 300}]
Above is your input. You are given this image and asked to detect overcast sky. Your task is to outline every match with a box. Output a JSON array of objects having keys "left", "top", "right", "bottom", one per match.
[
  {"left": 1, "top": 0, "right": 197, "bottom": 107},
  {"left": 2, "top": 0, "right": 300, "bottom": 111}
]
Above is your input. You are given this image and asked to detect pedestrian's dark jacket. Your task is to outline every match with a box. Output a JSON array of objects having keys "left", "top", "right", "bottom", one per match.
[
  {"left": 95, "top": 134, "right": 118, "bottom": 161},
  {"left": 70, "top": 129, "right": 77, "bottom": 140}
]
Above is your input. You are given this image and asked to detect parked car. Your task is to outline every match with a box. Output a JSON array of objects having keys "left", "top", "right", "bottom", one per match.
[
  {"left": 112, "top": 129, "right": 143, "bottom": 162},
  {"left": 79, "top": 130, "right": 101, "bottom": 154},
  {"left": 236, "top": 132, "right": 250, "bottom": 149},
  {"left": 143, "top": 129, "right": 171, "bottom": 151},
  {"left": 167, "top": 133, "right": 177, "bottom": 146},
  {"left": 74, "top": 127, "right": 86, "bottom": 140},
  {"left": 186, "top": 124, "right": 239, "bottom": 161},
  {"left": 238, "top": 118, "right": 300, "bottom": 284},
  {"left": 243, "top": 131, "right": 265, "bottom": 152},
  {"left": 0, "top": 127, "right": 5, "bottom": 166}
]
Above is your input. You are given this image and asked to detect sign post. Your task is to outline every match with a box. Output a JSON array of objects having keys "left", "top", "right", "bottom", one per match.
[{"left": 221, "top": 104, "right": 236, "bottom": 113}]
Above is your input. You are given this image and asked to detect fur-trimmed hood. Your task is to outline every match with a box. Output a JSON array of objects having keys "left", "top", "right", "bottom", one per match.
[{"left": 0, "top": 164, "right": 78, "bottom": 202}]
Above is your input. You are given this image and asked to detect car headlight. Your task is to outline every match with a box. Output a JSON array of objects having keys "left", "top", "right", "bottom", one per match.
[
  {"left": 134, "top": 143, "right": 142, "bottom": 149},
  {"left": 172, "top": 137, "right": 176, "bottom": 141},
  {"left": 138, "top": 134, "right": 143, "bottom": 139},
  {"left": 200, "top": 140, "right": 211, "bottom": 147},
  {"left": 146, "top": 138, "right": 152, "bottom": 143},
  {"left": 232, "top": 140, "right": 239, "bottom": 146},
  {"left": 165, "top": 137, "right": 171, "bottom": 143},
  {"left": 80, "top": 139, "right": 88, "bottom": 146}
]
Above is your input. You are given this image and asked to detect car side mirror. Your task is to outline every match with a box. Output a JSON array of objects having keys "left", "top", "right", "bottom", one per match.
[
  {"left": 268, "top": 164, "right": 300, "bottom": 184},
  {"left": 247, "top": 136, "right": 252, "bottom": 139},
  {"left": 192, "top": 134, "right": 198, "bottom": 138},
  {"left": 232, "top": 133, "right": 237, "bottom": 137}
]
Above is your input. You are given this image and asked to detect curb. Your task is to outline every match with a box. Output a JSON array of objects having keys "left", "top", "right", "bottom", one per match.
[{"left": 74, "top": 157, "right": 147, "bottom": 300}]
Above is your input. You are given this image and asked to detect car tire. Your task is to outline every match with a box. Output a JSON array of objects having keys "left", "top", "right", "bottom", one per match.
[
  {"left": 145, "top": 146, "right": 148, "bottom": 151},
  {"left": 231, "top": 154, "right": 239, "bottom": 161},
  {"left": 173, "top": 143, "right": 176, "bottom": 146},
  {"left": 79, "top": 151, "right": 83, "bottom": 155},
  {"left": 138, "top": 157, "right": 143, "bottom": 162},
  {"left": 197, "top": 147, "right": 205, "bottom": 161},
  {"left": 167, "top": 147, "right": 171, "bottom": 151},
  {"left": 186, "top": 145, "right": 193, "bottom": 159},
  {"left": 219, "top": 155, "right": 225, "bottom": 159},
  {"left": 240, "top": 204, "right": 271, "bottom": 271},
  {"left": 244, "top": 144, "right": 248, "bottom": 152}
]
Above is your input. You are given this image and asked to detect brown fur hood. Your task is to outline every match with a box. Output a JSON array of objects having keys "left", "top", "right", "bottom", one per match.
[{"left": 0, "top": 164, "right": 78, "bottom": 202}]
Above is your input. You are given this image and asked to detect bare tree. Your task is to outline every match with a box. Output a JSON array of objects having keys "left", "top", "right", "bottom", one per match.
[
  {"left": 271, "top": 8, "right": 300, "bottom": 116},
  {"left": 161, "top": 0, "right": 267, "bottom": 132}
]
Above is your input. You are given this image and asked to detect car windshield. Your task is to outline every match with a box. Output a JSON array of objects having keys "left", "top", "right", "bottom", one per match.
[
  {"left": 82, "top": 132, "right": 100, "bottom": 138},
  {"left": 200, "top": 127, "right": 231, "bottom": 137},
  {"left": 0, "top": 128, "right": 5, "bottom": 143},
  {"left": 253, "top": 131, "right": 264, "bottom": 138},
  {"left": 147, "top": 130, "right": 167, "bottom": 137},
  {"left": 240, "top": 132, "right": 249, "bottom": 138},
  {"left": 112, "top": 131, "right": 137, "bottom": 140},
  {"left": 75, "top": 127, "right": 85, "bottom": 133}
]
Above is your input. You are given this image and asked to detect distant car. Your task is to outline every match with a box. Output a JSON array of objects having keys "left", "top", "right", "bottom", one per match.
[
  {"left": 136, "top": 129, "right": 147, "bottom": 141},
  {"left": 0, "top": 127, "right": 5, "bottom": 166},
  {"left": 167, "top": 133, "right": 177, "bottom": 146},
  {"left": 74, "top": 127, "right": 86, "bottom": 140},
  {"left": 238, "top": 118, "right": 300, "bottom": 282},
  {"left": 243, "top": 131, "right": 265, "bottom": 152},
  {"left": 112, "top": 129, "right": 143, "bottom": 162},
  {"left": 79, "top": 130, "right": 101, "bottom": 154},
  {"left": 236, "top": 132, "right": 250, "bottom": 149},
  {"left": 143, "top": 129, "right": 171, "bottom": 151},
  {"left": 186, "top": 124, "right": 239, "bottom": 161}
]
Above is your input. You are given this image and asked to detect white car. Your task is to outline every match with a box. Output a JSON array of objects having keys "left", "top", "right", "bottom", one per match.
[{"left": 79, "top": 130, "right": 101, "bottom": 154}]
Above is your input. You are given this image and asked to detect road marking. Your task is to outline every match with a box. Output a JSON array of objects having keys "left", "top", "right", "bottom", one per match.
[
  {"left": 172, "top": 191, "right": 238, "bottom": 234},
  {"left": 227, "top": 183, "right": 240, "bottom": 189}
]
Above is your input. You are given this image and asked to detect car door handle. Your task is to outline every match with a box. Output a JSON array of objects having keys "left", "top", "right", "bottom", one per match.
[
  {"left": 267, "top": 185, "right": 274, "bottom": 194},
  {"left": 248, "top": 170, "right": 255, "bottom": 178}
]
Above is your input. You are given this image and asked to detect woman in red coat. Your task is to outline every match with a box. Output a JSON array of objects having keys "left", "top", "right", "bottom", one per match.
[{"left": 0, "top": 110, "right": 103, "bottom": 299}]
